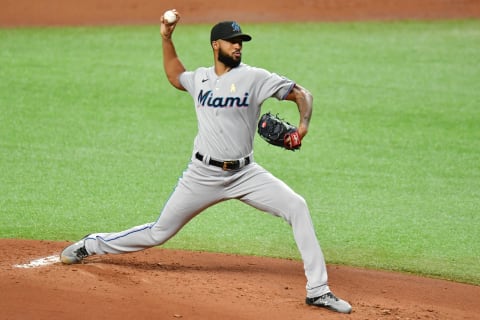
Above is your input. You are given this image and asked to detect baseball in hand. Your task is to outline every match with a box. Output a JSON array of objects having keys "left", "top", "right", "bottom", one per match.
[{"left": 163, "top": 10, "right": 177, "bottom": 24}]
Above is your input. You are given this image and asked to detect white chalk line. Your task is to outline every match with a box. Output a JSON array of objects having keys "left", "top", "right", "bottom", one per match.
[{"left": 13, "top": 255, "right": 60, "bottom": 269}]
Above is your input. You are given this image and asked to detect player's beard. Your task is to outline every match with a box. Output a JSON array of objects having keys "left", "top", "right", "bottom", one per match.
[{"left": 218, "top": 48, "right": 241, "bottom": 68}]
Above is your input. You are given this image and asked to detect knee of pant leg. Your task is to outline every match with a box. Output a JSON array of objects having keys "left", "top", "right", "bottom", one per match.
[
  {"left": 289, "top": 193, "right": 308, "bottom": 212},
  {"left": 283, "top": 194, "right": 311, "bottom": 224},
  {"left": 149, "top": 222, "right": 178, "bottom": 245}
]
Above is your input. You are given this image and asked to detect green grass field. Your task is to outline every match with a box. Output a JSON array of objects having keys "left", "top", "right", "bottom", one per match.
[{"left": 1, "top": 20, "right": 479, "bottom": 285}]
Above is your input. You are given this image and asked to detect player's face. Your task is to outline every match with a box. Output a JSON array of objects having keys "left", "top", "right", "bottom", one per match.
[{"left": 217, "top": 38, "right": 243, "bottom": 68}]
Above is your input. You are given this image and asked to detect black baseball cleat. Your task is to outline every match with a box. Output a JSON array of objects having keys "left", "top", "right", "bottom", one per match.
[
  {"left": 306, "top": 292, "right": 352, "bottom": 314},
  {"left": 60, "top": 238, "right": 90, "bottom": 264}
]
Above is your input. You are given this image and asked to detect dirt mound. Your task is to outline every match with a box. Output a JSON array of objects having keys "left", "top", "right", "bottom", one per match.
[{"left": 1, "top": 239, "right": 479, "bottom": 319}]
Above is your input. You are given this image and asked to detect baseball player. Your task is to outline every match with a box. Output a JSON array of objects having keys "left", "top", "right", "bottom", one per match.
[{"left": 60, "top": 10, "right": 352, "bottom": 314}]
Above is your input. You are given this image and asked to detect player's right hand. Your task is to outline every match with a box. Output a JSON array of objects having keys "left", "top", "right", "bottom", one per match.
[{"left": 160, "top": 9, "right": 180, "bottom": 40}]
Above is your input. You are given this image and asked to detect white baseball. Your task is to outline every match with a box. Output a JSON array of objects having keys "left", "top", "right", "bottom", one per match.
[{"left": 163, "top": 10, "right": 177, "bottom": 24}]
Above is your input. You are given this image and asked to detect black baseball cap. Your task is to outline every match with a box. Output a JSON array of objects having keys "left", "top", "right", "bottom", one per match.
[{"left": 210, "top": 21, "right": 252, "bottom": 42}]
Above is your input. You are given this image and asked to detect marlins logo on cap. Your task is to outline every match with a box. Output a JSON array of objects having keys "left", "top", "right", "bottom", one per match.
[{"left": 210, "top": 21, "right": 252, "bottom": 42}]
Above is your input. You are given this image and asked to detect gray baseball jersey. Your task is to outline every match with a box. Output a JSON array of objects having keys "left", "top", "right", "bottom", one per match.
[
  {"left": 81, "top": 63, "right": 331, "bottom": 299},
  {"left": 180, "top": 63, "right": 294, "bottom": 160}
]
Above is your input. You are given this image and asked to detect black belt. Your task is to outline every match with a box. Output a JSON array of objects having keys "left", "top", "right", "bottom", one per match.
[{"left": 195, "top": 152, "right": 250, "bottom": 171}]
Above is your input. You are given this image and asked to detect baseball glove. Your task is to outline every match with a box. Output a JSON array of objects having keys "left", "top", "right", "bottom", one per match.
[{"left": 257, "top": 112, "right": 301, "bottom": 150}]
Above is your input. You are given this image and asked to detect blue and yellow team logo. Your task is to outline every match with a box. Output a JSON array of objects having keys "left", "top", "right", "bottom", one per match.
[{"left": 231, "top": 22, "right": 241, "bottom": 32}]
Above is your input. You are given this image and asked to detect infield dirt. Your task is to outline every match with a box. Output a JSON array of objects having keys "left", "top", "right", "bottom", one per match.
[{"left": 1, "top": 1, "right": 480, "bottom": 319}]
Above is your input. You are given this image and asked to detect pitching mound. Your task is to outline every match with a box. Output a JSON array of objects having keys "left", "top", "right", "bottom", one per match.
[{"left": 1, "top": 239, "right": 479, "bottom": 319}]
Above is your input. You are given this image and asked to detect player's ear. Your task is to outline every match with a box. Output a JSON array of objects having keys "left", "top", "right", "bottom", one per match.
[{"left": 212, "top": 41, "right": 219, "bottom": 49}]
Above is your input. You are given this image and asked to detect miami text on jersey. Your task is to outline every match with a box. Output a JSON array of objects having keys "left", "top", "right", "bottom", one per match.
[{"left": 197, "top": 90, "right": 250, "bottom": 108}]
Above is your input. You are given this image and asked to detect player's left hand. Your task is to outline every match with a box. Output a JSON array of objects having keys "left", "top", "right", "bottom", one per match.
[
  {"left": 257, "top": 112, "right": 302, "bottom": 151},
  {"left": 284, "top": 130, "right": 302, "bottom": 149}
]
